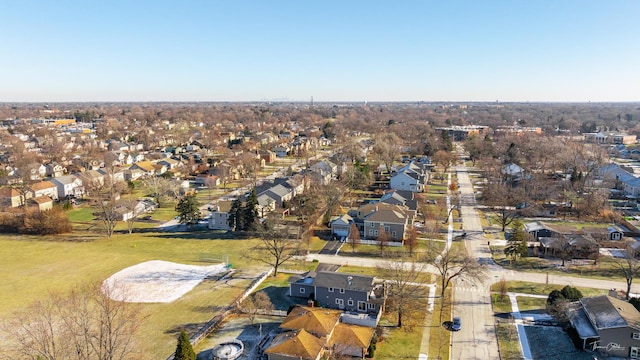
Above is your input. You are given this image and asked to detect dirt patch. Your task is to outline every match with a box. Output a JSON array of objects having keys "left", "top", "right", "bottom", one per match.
[{"left": 104, "top": 260, "right": 227, "bottom": 303}]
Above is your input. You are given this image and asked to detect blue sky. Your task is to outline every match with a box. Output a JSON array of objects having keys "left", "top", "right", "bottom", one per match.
[{"left": 0, "top": 0, "right": 638, "bottom": 102}]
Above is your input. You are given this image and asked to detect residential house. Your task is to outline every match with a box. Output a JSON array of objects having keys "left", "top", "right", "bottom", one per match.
[
  {"left": 389, "top": 161, "right": 428, "bottom": 192},
  {"left": 77, "top": 169, "right": 105, "bottom": 188},
  {"left": 27, "top": 196, "right": 53, "bottom": 212},
  {"left": 309, "top": 160, "right": 337, "bottom": 186},
  {"left": 569, "top": 295, "right": 640, "bottom": 358},
  {"left": 289, "top": 271, "right": 385, "bottom": 326},
  {"left": 272, "top": 145, "right": 290, "bottom": 158},
  {"left": 0, "top": 187, "right": 22, "bottom": 208},
  {"left": 331, "top": 214, "right": 353, "bottom": 239},
  {"left": 256, "top": 194, "right": 276, "bottom": 218},
  {"left": 539, "top": 233, "right": 598, "bottom": 259},
  {"left": 354, "top": 202, "right": 412, "bottom": 242},
  {"left": 50, "top": 175, "right": 84, "bottom": 199},
  {"left": 582, "top": 225, "right": 626, "bottom": 241},
  {"left": 157, "top": 158, "right": 181, "bottom": 170},
  {"left": 44, "top": 162, "right": 65, "bottom": 177},
  {"left": 263, "top": 305, "right": 375, "bottom": 359},
  {"left": 259, "top": 149, "right": 276, "bottom": 164},
  {"left": 379, "top": 190, "right": 418, "bottom": 216},
  {"left": 130, "top": 161, "right": 156, "bottom": 178},
  {"left": 258, "top": 184, "right": 293, "bottom": 208},
  {"left": 29, "top": 180, "right": 58, "bottom": 201},
  {"left": 264, "top": 329, "right": 324, "bottom": 360},
  {"left": 207, "top": 201, "right": 233, "bottom": 231}
]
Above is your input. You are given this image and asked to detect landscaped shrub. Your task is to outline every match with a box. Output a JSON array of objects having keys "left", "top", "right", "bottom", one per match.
[
  {"left": 20, "top": 207, "right": 72, "bottom": 235},
  {"left": 560, "top": 285, "right": 583, "bottom": 301}
]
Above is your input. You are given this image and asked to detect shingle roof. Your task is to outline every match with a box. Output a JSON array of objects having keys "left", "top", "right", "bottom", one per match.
[
  {"left": 582, "top": 295, "right": 640, "bottom": 330},
  {"left": 29, "top": 180, "right": 56, "bottom": 191},
  {"left": 328, "top": 323, "right": 375, "bottom": 348},
  {"left": 313, "top": 272, "right": 374, "bottom": 293},
  {"left": 280, "top": 306, "right": 341, "bottom": 337}
]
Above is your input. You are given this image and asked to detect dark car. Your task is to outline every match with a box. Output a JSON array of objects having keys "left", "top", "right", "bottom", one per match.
[{"left": 451, "top": 317, "right": 462, "bottom": 331}]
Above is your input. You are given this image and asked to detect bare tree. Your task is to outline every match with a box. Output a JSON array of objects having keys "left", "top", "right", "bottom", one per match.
[
  {"left": 248, "top": 218, "right": 301, "bottom": 276},
  {"left": 377, "top": 226, "right": 389, "bottom": 255},
  {"left": 377, "top": 257, "right": 428, "bottom": 327},
  {"left": 612, "top": 246, "right": 640, "bottom": 300},
  {"left": 347, "top": 223, "right": 360, "bottom": 253},
  {"left": 142, "top": 176, "right": 178, "bottom": 208},
  {"left": 1, "top": 282, "right": 144, "bottom": 360},
  {"left": 405, "top": 227, "right": 418, "bottom": 257},
  {"left": 86, "top": 174, "right": 124, "bottom": 238},
  {"left": 238, "top": 292, "right": 274, "bottom": 325},
  {"left": 427, "top": 246, "right": 486, "bottom": 298}
]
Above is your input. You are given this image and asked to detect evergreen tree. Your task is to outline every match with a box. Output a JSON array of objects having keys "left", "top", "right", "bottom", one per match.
[
  {"left": 244, "top": 188, "right": 259, "bottom": 231},
  {"left": 504, "top": 219, "right": 528, "bottom": 263},
  {"left": 228, "top": 197, "right": 243, "bottom": 231},
  {"left": 175, "top": 194, "right": 201, "bottom": 225},
  {"left": 174, "top": 330, "right": 195, "bottom": 360}
]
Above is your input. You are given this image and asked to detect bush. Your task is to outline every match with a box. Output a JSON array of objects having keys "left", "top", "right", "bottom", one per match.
[
  {"left": 560, "top": 286, "right": 583, "bottom": 301},
  {"left": 547, "top": 290, "right": 564, "bottom": 306},
  {"left": 0, "top": 207, "right": 72, "bottom": 235},
  {"left": 630, "top": 297, "right": 640, "bottom": 311}
]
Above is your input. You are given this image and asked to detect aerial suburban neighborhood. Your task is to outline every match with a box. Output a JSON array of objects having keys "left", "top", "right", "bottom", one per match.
[
  {"left": 1, "top": 1, "right": 639, "bottom": 360},
  {"left": 2, "top": 101, "right": 640, "bottom": 360}
]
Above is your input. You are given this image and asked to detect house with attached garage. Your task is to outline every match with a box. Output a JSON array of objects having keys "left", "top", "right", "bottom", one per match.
[
  {"left": 568, "top": 295, "right": 640, "bottom": 358},
  {"left": 263, "top": 305, "right": 376, "bottom": 360},
  {"left": 50, "top": 175, "right": 84, "bottom": 199}
]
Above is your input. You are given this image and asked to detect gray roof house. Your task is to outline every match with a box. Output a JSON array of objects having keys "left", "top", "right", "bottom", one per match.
[
  {"left": 569, "top": 295, "right": 640, "bottom": 358},
  {"left": 50, "top": 175, "right": 84, "bottom": 199},
  {"left": 258, "top": 184, "right": 293, "bottom": 208},
  {"left": 289, "top": 271, "right": 385, "bottom": 328}
]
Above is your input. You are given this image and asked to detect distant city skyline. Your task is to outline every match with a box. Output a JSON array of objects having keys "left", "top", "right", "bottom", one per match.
[{"left": 1, "top": 1, "right": 638, "bottom": 103}]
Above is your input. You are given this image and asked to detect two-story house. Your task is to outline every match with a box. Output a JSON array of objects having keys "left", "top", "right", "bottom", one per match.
[
  {"left": 207, "top": 200, "right": 233, "bottom": 231},
  {"left": 289, "top": 271, "right": 385, "bottom": 327},
  {"left": 29, "top": 180, "right": 59, "bottom": 201},
  {"left": 50, "top": 175, "right": 84, "bottom": 199}
]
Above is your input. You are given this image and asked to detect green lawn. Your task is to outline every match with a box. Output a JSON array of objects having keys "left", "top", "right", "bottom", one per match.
[
  {"left": 0, "top": 232, "right": 265, "bottom": 359},
  {"left": 496, "top": 323, "right": 523, "bottom": 360}
]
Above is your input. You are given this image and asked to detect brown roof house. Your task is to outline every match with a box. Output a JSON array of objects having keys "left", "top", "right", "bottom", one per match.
[
  {"left": 29, "top": 180, "right": 59, "bottom": 201},
  {"left": 0, "top": 187, "right": 23, "bottom": 208},
  {"left": 569, "top": 295, "right": 640, "bottom": 358},
  {"left": 263, "top": 306, "right": 375, "bottom": 360}
]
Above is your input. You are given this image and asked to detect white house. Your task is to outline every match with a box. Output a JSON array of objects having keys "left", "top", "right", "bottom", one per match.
[
  {"left": 208, "top": 201, "right": 233, "bottom": 230},
  {"left": 50, "top": 175, "right": 84, "bottom": 199},
  {"left": 389, "top": 171, "right": 424, "bottom": 192}
]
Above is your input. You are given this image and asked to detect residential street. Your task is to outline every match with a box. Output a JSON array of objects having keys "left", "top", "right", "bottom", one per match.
[{"left": 309, "top": 146, "right": 640, "bottom": 360}]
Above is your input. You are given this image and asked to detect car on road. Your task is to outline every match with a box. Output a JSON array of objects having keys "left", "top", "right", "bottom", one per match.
[{"left": 451, "top": 317, "right": 462, "bottom": 331}]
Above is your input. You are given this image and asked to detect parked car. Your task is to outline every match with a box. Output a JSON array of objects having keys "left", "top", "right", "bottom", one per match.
[{"left": 452, "top": 317, "right": 462, "bottom": 331}]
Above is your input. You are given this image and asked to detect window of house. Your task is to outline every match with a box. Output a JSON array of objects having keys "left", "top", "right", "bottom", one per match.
[
  {"left": 384, "top": 226, "right": 390, "bottom": 232},
  {"left": 370, "top": 223, "right": 375, "bottom": 227},
  {"left": 369, "top": 229, "right": 374, "bottom": 236},
  {"left": 634, "top": 333, "right": 640, "bottom": 340},
  {"left": 631, "top": 346, "right": 640, "bottom": 359},
  {"left": 328, "top": 287, "right": 334, "bottom": 292},
  {"left": 299, "top": 288, "right": 305, "bottom": 294},
  {"left": 392, "top": 231, "right": 397, "bottom": 238},
  {"left": 374, "top": 230, "right": 378, "bottom": 236},
  {"left": 367, "top": 303, "right": 375, "bottom": 309},
  {"left": 339, "top": 288, "right": 345, "bottom": 294},
  {"left": 347, "top": 299, "right": 354, "bottom": 306}
]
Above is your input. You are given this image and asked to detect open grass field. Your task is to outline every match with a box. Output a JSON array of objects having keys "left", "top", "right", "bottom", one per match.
[{"left": 0, "top": 231, "right": 267, "bottom": 359}]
